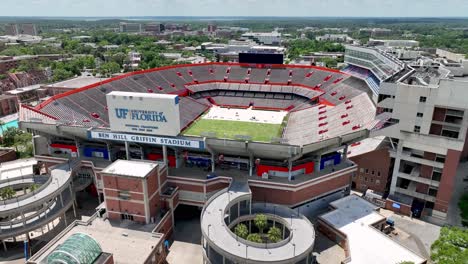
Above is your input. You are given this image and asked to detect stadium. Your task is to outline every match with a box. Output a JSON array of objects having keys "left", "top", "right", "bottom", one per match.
[{"left": 17, "top": 61, "right": 384, "bottom": 263}]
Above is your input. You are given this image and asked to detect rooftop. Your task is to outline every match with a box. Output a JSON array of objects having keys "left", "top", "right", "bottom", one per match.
[
  {"left": 0, "top": 158, "right": 37, "bottom": 180},
  {"left": 5, "top": 84, "right": 42, "bottom": 95},
  {"left": 101, "top": 160, "right": 158, "bottom": 178},
  {"left": 29, "top": 216, "right": 163, "bottom": 264},
  {"left": 320, "top": 195, "right": 425, "bottom": 264},
  {"left": 44, "top": 76, "right": 108, "bottom": 89},
  {"left": 347, "top": 136, "right": 386, "bottom": 158}
]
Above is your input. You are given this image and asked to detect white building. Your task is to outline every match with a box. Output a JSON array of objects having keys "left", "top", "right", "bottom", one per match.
[
  {"left": 368, "top": 39, "right": 419, "bottom": 48},
  {"left": 240, "top": 31, "right": 282, "bottom": 45},
  {"left": 373, "top": 63, "right": 468, "bottom": 224},
  {"left": 315, "top": 34, "right": 354, "bottom": 43}
]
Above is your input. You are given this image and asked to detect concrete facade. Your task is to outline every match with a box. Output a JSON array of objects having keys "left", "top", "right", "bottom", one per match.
[{"left": 374, "top": 66, "right": 468, "bottom": 223}]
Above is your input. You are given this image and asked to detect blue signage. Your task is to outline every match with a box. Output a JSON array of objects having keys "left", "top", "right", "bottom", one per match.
[
  {"left": 115, "top": 108, "right": 168, "bottom": 123},
  {"left": 88, "top": 131, "right": 205, "bottom": 150}
]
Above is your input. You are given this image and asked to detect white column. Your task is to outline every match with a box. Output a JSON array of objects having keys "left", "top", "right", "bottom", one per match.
[
  {"left": 211, "top": 152, "right": 215, "bottom": 173},
  {"left": 142, "top": 178, "right": 151, "bottom": 224},
  {"left": 74, "top": 139, "right": 80, "bottom": 158},
  {"left": 314, "top": 155, "right": 321, "bottom": 173},
  {"left": 162, "top": 145, "right": 168, "bottom": 165},
  {"left": 288, "top": 159, "right": 293, "bottom": 181},
  {"left": 390, "top": 140, "right": 404, "bottom": 195},
  {"left": 125, "top": 141, "right": 130, "bottom": 160},
  {"left": 59, "top": 193, "right": 64, "bottom": 207},
  {"left": 342, "top": 145, "right": 349, "bottom": 161},
  {"left": 106, "top": 143, "right": 112, "bottom": 161}
]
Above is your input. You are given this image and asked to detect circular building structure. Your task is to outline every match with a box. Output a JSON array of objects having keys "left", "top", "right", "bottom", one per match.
[{"left": 201, "top": 180, "right": 315, "bottom": 264}]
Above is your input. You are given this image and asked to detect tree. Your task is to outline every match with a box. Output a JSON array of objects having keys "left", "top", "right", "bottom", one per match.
[
  {"left": 254, "top": 214, "right": 268, "bottom": 234},
  {"left": 431, "top": 226, "right": 468, "bottom": 264},
  {"left": 0, "top": 187, "right": 15, "bottom": 200},
  {"left": 267, "top": 226, "right": 282, "bottom": 243},
  {"left": 397, "top": 262, "right": 415, "bottom": 264},
  {"left": 246, "top": 233, "right": 262, "bottom": 243},
  {"left": 234, "top": 223, "right": 249, "bottom": 239},
  {"left": 2, "top": 127, "right": 21, "bottom": 147},
  {"left": 29, "top": 184, "right": 38, "bottom": 193},
  {"left": 99, "top": 61, "right": 121, "bottom": 77}
]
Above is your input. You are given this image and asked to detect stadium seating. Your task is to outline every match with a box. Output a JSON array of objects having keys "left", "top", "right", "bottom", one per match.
[{"left": 35, "top": 63, "right": 376, "bottom": 145}]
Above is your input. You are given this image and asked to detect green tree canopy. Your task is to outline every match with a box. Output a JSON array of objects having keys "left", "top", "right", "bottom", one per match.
[
  {"left": 0, "top": 187, "right": 15, "bottom": 200},
  {"left": 431, "top": 226, "right": 468, "bottom": 264},
  {"left": 246, "top": 233, "right": 262, "bottom": 243},
  {"left": 254, "top": 214, "right": 268, "bottom": 234},
  {"left": 234, "top": 223, "right": 249, "bottom": 239},
  {"left": 267, "top": 226, "right": 282, "bottom": 243}
]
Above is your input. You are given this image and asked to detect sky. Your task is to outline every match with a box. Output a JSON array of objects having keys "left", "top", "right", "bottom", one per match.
[{"left": 0, "top": 0, "right": 467, "bottom": 17}]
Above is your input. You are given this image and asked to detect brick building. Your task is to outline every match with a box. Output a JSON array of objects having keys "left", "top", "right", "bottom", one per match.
[
  {"left": 0, "top": 94, "right": 18, "bottom": 117},
  {"left": 101, "top": 160, "right": 167, "bottom": 224},
  {"left": 348, "top": 136, "right": 391, "bottom": 194}
]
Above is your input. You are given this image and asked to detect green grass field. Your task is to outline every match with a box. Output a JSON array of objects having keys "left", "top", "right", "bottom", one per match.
[{"left": 183, "top": 119, "right": 283, "bottom": 142}]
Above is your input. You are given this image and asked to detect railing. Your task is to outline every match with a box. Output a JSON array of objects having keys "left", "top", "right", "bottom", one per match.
[
  {"left": 225, "top": 213, "right": 293, "bottom": 249},
  {"left": 0, "top": 175, "right": 52, "bottom": 206}
]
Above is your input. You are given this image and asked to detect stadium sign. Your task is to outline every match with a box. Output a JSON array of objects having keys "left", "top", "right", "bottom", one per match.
[
  {"left": 114, "top": 108, "right": 168, "bottom": 123},
  {"left": 88, "top": 131, "right": 204, "bottom": 149},
  {"left": 107, "top": 91, "right": 181, "bottom": 137}
]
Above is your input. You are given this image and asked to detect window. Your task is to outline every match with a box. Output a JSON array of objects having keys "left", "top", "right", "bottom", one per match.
[
  {"left": 414, "top": 126, "right": 421, "bottom": 133},
  {"left": 419, "top": 96, "right": 427, "bottom": 103},
  {"left": 118, "top": 190, "right": 131, "bottom": 200},
  {"left": 364, "top": 177, "right": 368, "bottom": 182},
  {"left": 370, "top": 178, "right": 374, "bottom": 183},
  {"left": 376, "top": 180, "right": 381, "bottom": 185},
  {"left": 417, "top": 112, "right": 423, "bottom": 118},
  {"left": 377, "top": 171, "right": 381, "bottom": 177},
  {"left": 428, "top": 188, "right": 438, "bottom": 197},
  {"left": 359, "top": 176, "right": 364, "bottom": 180},
  {"left": 371, "top": 170, "right": 375, "bottom": 175},
  {"left": 435, "top": 155, "right": 446, "bottom": 163},
  {"left": 365, "top": 169, "right": 369, "bottom": 174},
  {"left": 360, "top": 168, "right": 364, "bottom": 173}
]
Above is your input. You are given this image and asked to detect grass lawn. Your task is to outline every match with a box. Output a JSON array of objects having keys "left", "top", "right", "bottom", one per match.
[{"left": 182, "top": 119, "right": 283, "bottom": 142}]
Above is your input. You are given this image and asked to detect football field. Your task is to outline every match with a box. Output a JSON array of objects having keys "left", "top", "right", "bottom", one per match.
[{"left": 182, "top": 119, "right": 283, "bottom": 142}]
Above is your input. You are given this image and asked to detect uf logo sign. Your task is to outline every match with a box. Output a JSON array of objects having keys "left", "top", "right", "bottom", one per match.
[{"left": 115, "top": 108, "right": 129, "bottom": 119}]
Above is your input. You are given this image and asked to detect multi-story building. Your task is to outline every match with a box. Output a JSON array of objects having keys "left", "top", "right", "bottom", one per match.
[
  {"left": 315, "top": 34, "right": 354, "bottom": 43},
  {"left": 20, "top": 23, "right": 38, "bottom": 36},
  {"left": 0, "top": 94, "right": 19, "bottom": 117},
  {"left": 119, "top": 22, "right": 142, "bottom": 33},
  {"left": 240, "top": 31, "right": 282, "bottom": 45},
  {"left": 347, "top": 136, "right": 392, "bottom": 194},
  {"left": 367, "top": 38, "right": 419, "bottom": 48},
  {"left": 207, "top": 24, "right": 217, "bottom": 33},
  {"left": 145, "top": 23, "right": 164, "bottom": 34},
  {"left": 374, "top": 64, "right": 468, "bottom": 224},
  {"left": 101, "top": 160, "right": 170, "bottom": 224},
  {"left": 4, "top": 23, "right": 38, "bottom": 36},
  {"left": 343, "top": 45, "right": 406, "bottom": 98},
  {"left": 4, "top": 23, "right": 19, "bottom": 36}
]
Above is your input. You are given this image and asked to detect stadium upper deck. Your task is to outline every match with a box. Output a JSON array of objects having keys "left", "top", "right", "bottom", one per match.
[{"left": 24, "top": 63, "right": 378, "bottom": 147}]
